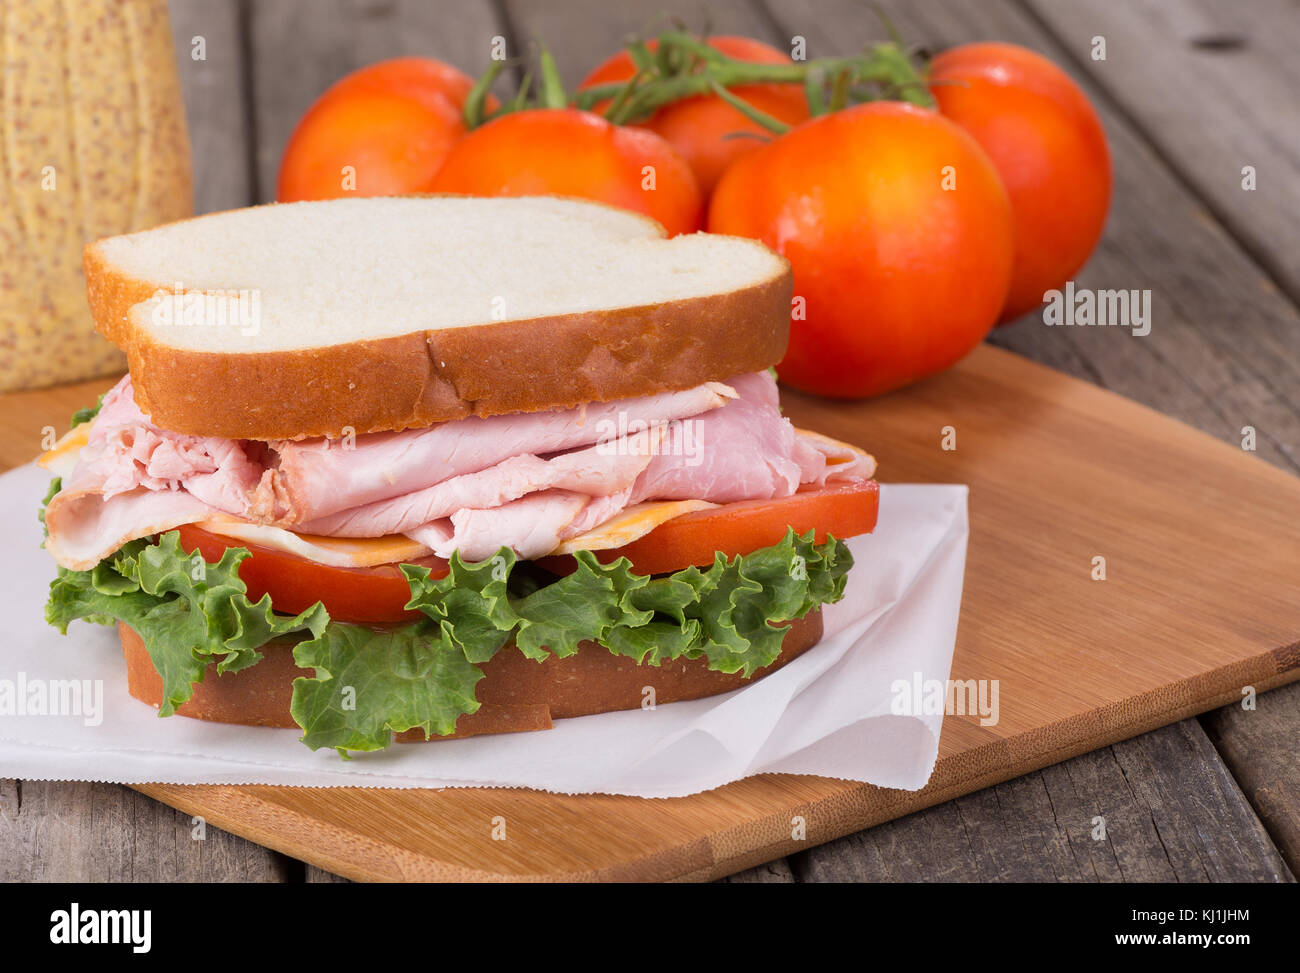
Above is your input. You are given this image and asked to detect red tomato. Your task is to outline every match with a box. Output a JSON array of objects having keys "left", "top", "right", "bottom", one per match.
[
  {"left": 929, "top": 43, "right": 1111, "bottom": 322},
  {"left": 709, "top": 101, "right": 1014, "bottom": 399},
  {"left": 429, "top": 107, "right": 703, "bottom": 235},
  {"left": 174, "top": 524, "right": 447, "bottom": 625},
  {"left": 579, "top": 36, "right": 810, "bottom": 196},
  {"left": 172, "top": 480, "right": 877, "bottom": 623},
  {"left": 539, "top": 479, "right": 879, "bottom": 577},
  {"left": 277, "top": 57, "right": 490, "bottom": 202}
]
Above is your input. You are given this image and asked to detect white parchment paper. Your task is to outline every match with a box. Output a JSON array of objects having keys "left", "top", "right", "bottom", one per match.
[{"left": 0, "top": 461, "right": 967, "bottom": 798}]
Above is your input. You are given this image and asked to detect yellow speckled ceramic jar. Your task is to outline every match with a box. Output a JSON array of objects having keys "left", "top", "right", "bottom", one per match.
[{"left": 0, "top": 0, "right": 192, "bottom": 390}]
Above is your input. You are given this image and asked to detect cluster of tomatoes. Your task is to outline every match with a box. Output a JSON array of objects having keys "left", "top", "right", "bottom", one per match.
[{"left": 278, "top": 38, "right": 1110, "bottom": 400}]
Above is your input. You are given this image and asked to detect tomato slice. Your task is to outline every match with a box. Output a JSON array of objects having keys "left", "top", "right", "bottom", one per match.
[
  {"left": 540, "top": 479, "right": 879, "bottom": 577},
  {"left": 174, "top": 524, "right": 448, "bottom": 625},
  {"left": 172, "top": 479, "right": 878, "bottom": 624}
]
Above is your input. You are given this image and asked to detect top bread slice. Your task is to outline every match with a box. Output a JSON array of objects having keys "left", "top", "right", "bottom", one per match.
[{"left": 84, "top": 195, "right": 792, "bottom": 440}]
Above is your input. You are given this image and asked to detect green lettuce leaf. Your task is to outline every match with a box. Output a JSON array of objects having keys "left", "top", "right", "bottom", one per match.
[
  {"left": 70, "top": 394, "right": 106, "bottom": 428},
  {"left": 682, "top": 530, "right": 854, "bottom": 676},
  {"left": 290, "top": 621, "right": 486, "bottom": 756},
  {"left": 46, "top": 530, "right": 327, "bottom": 716},
  {"left": 399, "top": 529, "right": 852, "bottom": 673},
  {"left": 513, "top": 552, "right": 653, "bottom": 660},
  {"left": 402, "top": 550, "right": 520, "bottom": 663},
  {"left": 38, "top": 476, "right": 61, "bottom": 539}
]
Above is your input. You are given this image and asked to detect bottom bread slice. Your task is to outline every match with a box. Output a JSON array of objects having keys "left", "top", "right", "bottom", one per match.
[{"left": 118, "top": 610, "right": 825, "bottom": 741}]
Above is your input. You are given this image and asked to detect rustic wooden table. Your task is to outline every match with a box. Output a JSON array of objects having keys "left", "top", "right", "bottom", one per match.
[{"left": 2, "top": 0, "right": 1297, "bottom": 883}]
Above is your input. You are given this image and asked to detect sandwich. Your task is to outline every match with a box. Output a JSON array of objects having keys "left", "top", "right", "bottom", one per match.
[{"left": 38, "top": 195, "right": 879, "bottom": 754}]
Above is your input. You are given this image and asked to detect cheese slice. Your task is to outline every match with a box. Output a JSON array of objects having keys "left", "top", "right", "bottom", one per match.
[
  {"left": 196, "top": 499, "right": 719, "bottom": 567},
  {"left": 37, "top": 423, "right": 91, "bottom": 478},
  {"left": 194, "top": 514, "right": 434, "bottom": 568},
  {"left": 551, "top": 499, "right": 717, "bottom": 555}
]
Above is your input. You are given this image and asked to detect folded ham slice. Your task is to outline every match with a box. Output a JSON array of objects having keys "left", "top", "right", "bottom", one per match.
[
  {"left": 403, "top": 487, "right": 637, "bottom": 561},
  {"left": 44, "top": 377, "right": 234, "bottom": 570},
  {"left": 630, "top": 370, "right": 807, "bottom": 504},
  {"left": 68, "top": 376, "right": 263, "bottom": 511},
  {"left": 44, "top": 486, "right": 214, "bottom": 571},
  {"left": 387, "top": 373, "right": 873, "bottom": 560},
  {"left": 448, "top": 489, "right": 592, "bottom": 561},
  {"left": 793, "top": 429, "right": 877, "bottom": 485}
]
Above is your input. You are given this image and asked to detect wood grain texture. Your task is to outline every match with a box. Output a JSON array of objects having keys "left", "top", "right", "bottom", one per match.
[
  {"left": 1203, "top": 681, "right": 1300, "bottom": 876},
  {"left": 1021, "top": 0, "right": 1300, "bottom": 308},
  {"left": 762, "top": 0, "right": 1300, "bottom": 883},
  {"left": 893, "top": 0, "right": 1300, "bottom": 879},
  {"left": 108, "top": 342, "right": 1300, "bottom": 881},
  {"left": 169, "top": 0, "right": 252, "bottom": 213},
  {"left": 792, "top": 720, "right": 1293, "bottom": 882},
  {"left": 0, "top": 778, "right": 291, "bottom": 881},
  {"left": 249, "top": 0, "right": 507, "bottom": 202},
  {"left": 0, "top": 374, "right": 121, "bottom": 471},
  {"left": 722, "top": 857, "right": 796, "bottom": 883}
]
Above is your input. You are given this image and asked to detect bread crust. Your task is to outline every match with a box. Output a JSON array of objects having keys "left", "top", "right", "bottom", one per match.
[
  {"left": 118, "top": 610, "right": 824, "bottom": 742},
  {"left": 83, "top": 200, "right": 793, "bottom": 440}
]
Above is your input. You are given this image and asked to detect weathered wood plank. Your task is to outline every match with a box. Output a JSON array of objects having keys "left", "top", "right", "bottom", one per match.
[
  {"left": 249, "top": 0, "right": 507, "bottom": 202},
  {"left": 1202, "top": 681, "right": 1300, "bottom": 876},
  {"left": 792, "top": 720, "right": 1294, "bottom": 882},
  {"left": 169, "top": 0, "right": 254, "bottom": 212},
  {"left": 1021, "top": 0, "right": 1300, "bottom": 308},
  {"left": 0, "top": 779, "right": 292, "bottom": 881},
  {"left": 721, "top": 857, "right": 796, "bottom": 882}
]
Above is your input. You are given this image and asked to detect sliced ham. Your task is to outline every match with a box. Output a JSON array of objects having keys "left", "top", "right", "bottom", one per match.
[
  {"left": 43, "top": 376, "right": 256, "bottom": 569},
  {"left": 69, "top": 375, "right": 262, "bottom": 513},
  {"left": 42, "top": 369, "right": 876, "bottom": 570},
  {"left": 382, "top": 372, "right": 872, "bottom": 562},
  {"left": 795, "top": 428, "right": 878, "bottom": 485},
  {"left": 403, "top": 520, "right": 454, "bottom": 555},
  {"left": 792, "top": 435, "right": 829, "bottom": 485},
  {"left": 444, "top": 490, "right": 591, "bottom": 561},
  {"left": 558, "top": 487, "right": 636, "bottom": 540},
  {"left": 44, "top": 486, "right": 214, "bottom": 571},
  {"left": 297, "top": 425, "right": 665, "bottom": 538},
  {"left": 407, "top": 488, "right": 636, "bottom": 563},
  {"left": 253, "top": 381, "right": 736, "bottom": 524},
  {"left": 630, "top": 371, "right": 804, "bottom": 504}
]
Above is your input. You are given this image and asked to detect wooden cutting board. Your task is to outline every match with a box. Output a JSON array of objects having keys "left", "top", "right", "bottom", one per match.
[{"left": 5, "top": 344, "right": 1298, "bottom": 881}]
